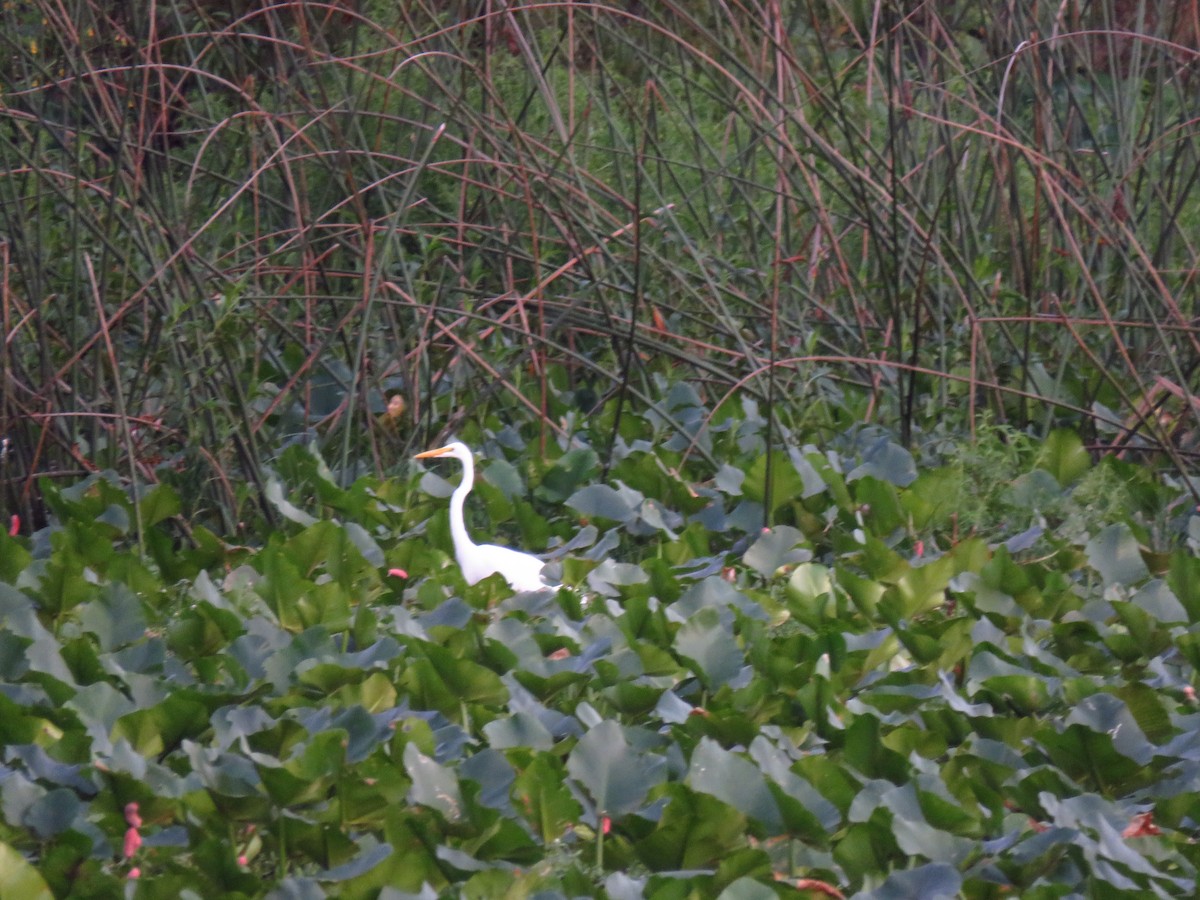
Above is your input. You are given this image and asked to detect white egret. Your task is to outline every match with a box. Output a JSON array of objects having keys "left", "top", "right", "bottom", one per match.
[{"left": 415, "top": 442, "right": 560, "bottom": 592}]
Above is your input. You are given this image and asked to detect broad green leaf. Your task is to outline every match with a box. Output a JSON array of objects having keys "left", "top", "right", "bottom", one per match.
[
  {"left": 566, "top": 719, "right": 666, "bottom": 817},
  {"left": 687, "top": 738, "right": 783, "bottom": 834},
  {"left": 512, "top": 753, "right": 582, "bottom": 843},
  {"left": 1086, "top": 524, "right": 1149, "bottom": 587},
  {"left": 848, "top": 437, "right": 917, "bottom": 487},
  {"left": 890, "top": 554, "right": 953, "bottom": 619},
  {"left": 1129, "top": 580, "right": 1188, "bottom": 624},
  {"left": 858, "top": 862, "right": 962, "bottom": 899},
  {"left": 536, "top": 448, "right": 601, "bottom": 503},
  {"left": 634, "top": 783, "right": 749, "bottom": 870},
  {"left": 1063, "top": 693, "right": 1154, "bottom": 764},
  {"left": 716, "top": 877, "right": 777, "bottom": 900},
  {"left": 844, "top": 715, "right": 910, "bottom": 783},
  {"left": 400, "top": 640, "right": 508, "bottom": 714},
  {"left": 674, "top": 607, "right": 743, "bottom": 689},
  {"left": 743, "top": 450, "right": 810, "bottom": 515},
  {"left": 265, "top": 477, "right": 318, "bottom": 526},
  {"left": 482, "top": 713, "right": 555, "bottom": 750},
  {"left": 404, "top": 743, "right": 463, "bottom": 821},
  {"left": 23, "top": 788, "right": 80, "bottom": 838},
  {"left": 566, "top": 484, "right": 640, "bottom": 523},
  {"left": 787, "top": 562, "right": 835, "bottom": 624},
  {"left": 1110, "top": 683, "right": 1174, "bottom": 745},
  {"left": 0, "top": 843, "right": 53, "bottom": 900},
  {"left": 111, "top": 692, "right": 210, "bottom": 757},
  {"left": 139, "top": 483, "right": 182, "bottom": 527},
  {"left": 1035, "top": 429, "right": 1090, "bottom": 487},
  {"left": 1035, "top": 725, "right": 1147, "bottom": 794},
  {"left": 76, "top": 582, "right": 146, "bottom": 651},
  {"left": 902, "top": 467, "right": 962, "bottom": 530},
  {"left": 742, "top": 526, "right": 810, "bottom": 576},
  {"left": 0, "top": 532, "right": 32, "bottom": 584}
]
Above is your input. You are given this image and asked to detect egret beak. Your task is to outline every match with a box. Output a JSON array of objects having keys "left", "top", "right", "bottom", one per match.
[{"left": 415, "top": 445, "right": 455, "bottom": 459}]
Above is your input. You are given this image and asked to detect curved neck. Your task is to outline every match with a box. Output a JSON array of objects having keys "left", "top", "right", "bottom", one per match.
[{"left": 449, "top": 452, "right": 478, "bottom": 555}]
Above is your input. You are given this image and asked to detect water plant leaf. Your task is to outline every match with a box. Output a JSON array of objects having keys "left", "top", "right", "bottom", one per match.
[
  {"left": 674, "top": 607, "right": 744, "bottom": 689},
  {"left": 856, "top": 862, "right": 962, "bottom": 899},
  {"left": 687, "top": 738, "right": 783, "bottom": 833},
  {"left": 743, "top": 526, "right": 810, "bottom": 576},
  {"left": 1085, "top": 524, "right": 1150, "bottom": 587},
  {"left": 404, "top": 743, "right": 463, "bottom": 821},
  {"left": 567, "top": 719, "right": 667, "bottom": 817},
  {"left": 0, "top": 843, "right": 53, "bottom": 900},
  {"left": 512, "top": 753, "right": 582, "bottom": 843},
  {"left": 1036, "top": 429, "right": 1091, "bottom": 487},
  {"left": 634, "top": 783, "right": 750, "bottom": 870}
]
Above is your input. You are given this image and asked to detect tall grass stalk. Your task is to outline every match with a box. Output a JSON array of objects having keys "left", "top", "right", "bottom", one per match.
[{"left": 2, "top": 0, "right": 1197, "bottom": 531}]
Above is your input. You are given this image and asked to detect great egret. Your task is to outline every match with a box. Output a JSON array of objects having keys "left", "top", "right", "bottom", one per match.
[{"left": 415, "top": 442, "right": 560, "bottom": 592}]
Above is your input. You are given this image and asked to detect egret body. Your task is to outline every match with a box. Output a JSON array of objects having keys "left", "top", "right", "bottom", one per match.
[{"left": 415, "top": 442, "right": 558, "bottom": 592}]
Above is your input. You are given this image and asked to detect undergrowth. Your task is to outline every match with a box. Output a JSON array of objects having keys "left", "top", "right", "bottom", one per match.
[{"left": 1, "top": 0, "right": 1198, "bottom": 532}]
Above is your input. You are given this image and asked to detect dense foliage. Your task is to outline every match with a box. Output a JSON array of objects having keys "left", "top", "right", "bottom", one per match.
[
  {"left": 3, "top": 404, "right": 1200, "bottom": 897},
  {"left": 2, "top": 1, "right": 1199, "bottom": 530}
]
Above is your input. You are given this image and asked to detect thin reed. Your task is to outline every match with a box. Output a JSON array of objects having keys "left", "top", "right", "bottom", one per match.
[{"left": 2, "top": 0, "right": 1198, "bottom": 530}]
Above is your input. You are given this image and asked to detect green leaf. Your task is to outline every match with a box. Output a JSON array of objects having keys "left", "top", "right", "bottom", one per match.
[
  {"left": 23, "top": 788, "right": 80, "bottom": 838},
  {"left": 1035, "top": 725, "right": 1147, "bottom": 794},
  {"left": 404, "top": 743, "right": 463, "bottom": 821},
  {"left": 1110, "top": 683, "right": 1174, "bottom": 745},
  {"left": 77, "top": 582, "right": 146, "bottom": 651},
  {"left": 674, "top": 607, "right": 744, "bottom": 689},
  {"left": 715, "top": 876, "right": 778, "bottom": 899},
  {"left": 743, "top": 526, "right": 810, "bottom": 576},
  {"left": 1036, "top": 429, "right": 1090, "bottom": 487},
  {"left": 743, "top": 450, "right": 809, "bottom": 514},
  {"left": 0, "top": 532, "right": 32, "bottom": 584},
  {"left": 634, "top": 783, "right": 749, "bottom": 870},
  {"left": 849, "top": 435, "right": 917, "bottom": 487},
  {"left": 513, "top": 753, "right": 582, "bottom": 843},
  {"left": 566, "top": 720, "right": 666, "bottom": 817},
  {"left": 1169, "top": 550, "right": 1200, "bottom": 622},
  {"left": 844, "top": 715, "right": 909, "bottom": 782},
  {"left": 0, "top": 843, "right": 54, "bottom": 900},
  {"left": 535, "top": 448, "right": 600, "bottom": 503},
  {"left": 400, "top": 641, "right": 508, "bottom": 714},
  {"left": 566, "top": 484, "right": 639, "bottom": 523},
  {"left": 139, "top": 483, "right": 182, "bottom": 527},
  {"left": 687, "top": 738, "right": 783, "bottom": 834},
  {"left": 482, "top": 712, "right": 555, "bottom": 750},
  {"left": 265, "top": 476, "right": 318, "bottom": 526},
  {"left": 1085, "top": 524, "right": 1149, "bottom": 587},
  {"left": 111, "top": 692, "right": 210, "bottom": 757},
  {"left": 787, "top": 562, "right": 835, "bottom": 625},
  {"left": 860, "top": 862, "right": 962, "bottom": 899}
]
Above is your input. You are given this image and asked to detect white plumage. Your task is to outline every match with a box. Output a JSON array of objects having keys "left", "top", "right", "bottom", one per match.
[{"left": 415, "top": 442, "right": 558, "bottom": 592}]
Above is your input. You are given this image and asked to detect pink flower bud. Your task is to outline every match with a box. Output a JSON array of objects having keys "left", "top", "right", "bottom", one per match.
[{"left": 124, "top": 826, "right": 142, "bottom": 858}]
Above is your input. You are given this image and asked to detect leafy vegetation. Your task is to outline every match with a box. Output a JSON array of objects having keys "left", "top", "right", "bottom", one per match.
[
  {"left": 3, "top": 1, "right": 1200, "bottom": 897},
  {"left": 2, "top": 1, "right": 1199, "bottom": 530},
  {"left": 3, "top": 405, "right": 1200, "bottom": 897}
]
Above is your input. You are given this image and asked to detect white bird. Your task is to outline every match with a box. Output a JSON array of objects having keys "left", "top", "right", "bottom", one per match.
[{"left": 415, "top": 442, "right": 560, "bottom": 592}]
